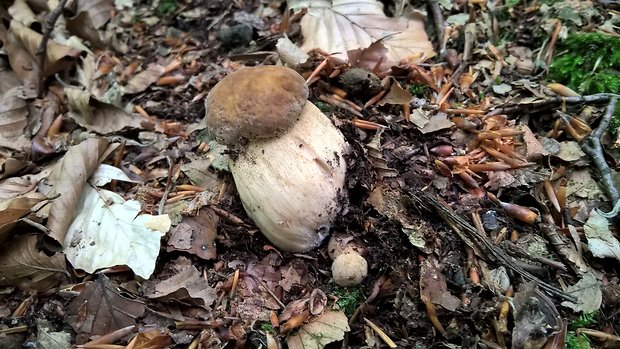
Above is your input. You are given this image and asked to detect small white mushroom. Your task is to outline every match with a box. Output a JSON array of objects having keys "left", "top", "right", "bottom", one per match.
[
  {"left": 328, "top": 233, "right": 368, "bottom": 287},
  {"left": 205, "top": 66, "right": 348, "bottom": 252}
]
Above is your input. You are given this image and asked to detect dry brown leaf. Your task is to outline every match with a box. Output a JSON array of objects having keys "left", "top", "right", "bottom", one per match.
[
  {"left": 166, "top": 208, "right": 218, "bottom": 260},
  {"left": 1, "top": 24, "right": 41, "bottom": 91},
  {"left": 123, "top": 64, "right": 166, "bottom": 94},
  {"left": 290, "top": 0, "right": 434, "bottom": 70},
  {"left": 66, "top": 274, "right": 145, "bottom": 343},
  {"left": 0, "top": 68, "right": 31, "bottom": 152},
  {"left": 9, "top": 20, "right": 83, "bottom": 78},
  {"left": 378, "top": 77, "right": 412, "bottom": 106},
  {"left": 0, "top": 192, "right": 46, "bottom": 244},
  {"left": 75, "top": 0, "right": 114, "bottom": 29},
  {"left": 65, "top": 87, "right": 145, "bottom": 133},
  {"left": 146, "top": 266, "right": 217, "bottom": 310},
  {"left": 46, "top": 138, "right": 112, "bottom": 249},
  {"left": 287, "top": 310, "right": 350, "bottom": 349},
  {"left": 0, "top": 234, "right": 67, "bottom": 291},
  {"left": 420, "top": 257, "right": 461, "bottom": 311},
  {"left": 66, "top": 11, "right": 106, "bottom": 48}
]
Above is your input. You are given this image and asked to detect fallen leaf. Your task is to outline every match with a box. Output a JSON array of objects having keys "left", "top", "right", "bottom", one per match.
[
  {"left": 561, "top": 272, "right": 602, "bottom": 313},
  {"left": 290, "top": 0, "right": 434, "bottom": 70},
  {"left": 378, "top": 78, "right": 412, "bottom": 106},
  {"left": 0, "top": 234, "right": 67, "bottom": 291},
  {"left": 66, "top": 274, "right": 145, "bottom": 344},
  {"left": 420, "top": 257, "right": 461, "bottom": 311},
  {"left": 0, "top": 192, "right": 46, "bottom": 244},
  {"left": 90, "top": 163, "right": 139, "bottom": 186},
  {"left": 287, "top": 310, "right": 350, "bottom": 349},
  {"left": 9, "top": 20, "right": 83, "bottom": 78},
  {"left": 512, "top": 283, "right": 561, "bottom": 349},
  {"left": 584, "top": 209, "right": 620, "bottom": 260},
  {"left": 36, "top": 318, "right": 72, "bottom": 349},
  {"left": 555, "top": 141, "right": 586, "bottom": 162},
  {"left": 0, "top": 64, "right": 31, "bottom": 152},
  {"left": 63, "top": 185, "right": 168, "bottom": 278},
  {"left": 167, "top": 208, "right": 218, "bottom": 260},
  {"left": 75, "top": 0, "right": 115, "bottom": 29},
  {"left": 147, "top": 265, "right": 217, "bottom": 309},
  {"left": 46, "top": 138, "right": 112, "bottom": 249},
  {"left": 123, "top": 64, "right": 166, "bottom": 94},
  {"left": 8, "top": 0, "right": 37, "bottom": 28},
  {"left": 419, "top": 112, "right": 453, "bottom": 134}
]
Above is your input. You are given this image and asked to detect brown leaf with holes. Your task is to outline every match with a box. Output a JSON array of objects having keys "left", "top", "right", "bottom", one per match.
[
  {"left": 0, "top": 234, "right": 67, "bottom": 291},
  {"left": 167, "top": 208, "right": 218, "bottom": 260},
  {"left": 66, "top": 274, "right": 145, "bottom": 344}
]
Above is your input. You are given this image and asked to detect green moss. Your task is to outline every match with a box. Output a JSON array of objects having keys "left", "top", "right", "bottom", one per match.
[
  {"left": 566, "top": 312, "right": 598, "bottom": 349},
  {"left": 549, "top": 33, "right": 620, "bottom": 95},
  {"left": 157, "top": 0, "right": 177, "bottom": 16},
  {"left": 314, "top": 101, "right": 332, "bottom": 113},
  {"left": 333, "top": 286, "right": 364, "bottom": 317},
  {"left": 409, "top": 84, "right": 428, "bottom": 96}
]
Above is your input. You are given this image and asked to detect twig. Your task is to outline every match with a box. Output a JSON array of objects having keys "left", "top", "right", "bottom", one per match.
[
  {"left": 410, "top": 191, "right": 577, "bottom": 302},
  {"left": 490, "top": 93, "right": 618, "bottom": 115},
  {"left": 37, "top": 0, "right": 68, "bottom": 97},
  {"left": 427, "top": 0, "right": 446, "bottom": 57},
  {"left": 581, "top": 97, "right": 619, "bottom": 204}
]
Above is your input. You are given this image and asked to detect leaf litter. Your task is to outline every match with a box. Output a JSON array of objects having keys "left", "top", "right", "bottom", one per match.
[{"left": 0, "top": 0, "right": 618, "bottom": 348}]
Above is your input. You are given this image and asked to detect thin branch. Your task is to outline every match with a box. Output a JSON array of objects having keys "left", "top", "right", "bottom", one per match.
[
  {"left": 490, "top": 93, "right": 619, "bottom": 116},
  {"left": 581, "top": 96, "right": 619, "bottom": 204},
  {"left": 37, "top": 0, "right": 68, "bottom": 97}
]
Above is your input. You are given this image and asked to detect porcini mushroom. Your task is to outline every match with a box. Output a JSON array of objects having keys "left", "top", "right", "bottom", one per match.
[
  {"left": 328, "top": 233, "right": 368, "bottom": 287},
  {"left": 205, "top": 66, "right": 348, "bottom": 252}
]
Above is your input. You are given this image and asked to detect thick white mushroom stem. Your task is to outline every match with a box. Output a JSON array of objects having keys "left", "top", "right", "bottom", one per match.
[{"left": 230, "top": 102, "right": 347, "bottom": 252}]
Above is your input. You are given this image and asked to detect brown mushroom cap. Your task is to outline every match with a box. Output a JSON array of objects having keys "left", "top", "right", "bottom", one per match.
[{"left": 205, "top": 65, "right": 309, "bottom": 145}]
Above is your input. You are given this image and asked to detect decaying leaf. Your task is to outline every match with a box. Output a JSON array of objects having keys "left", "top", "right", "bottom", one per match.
[
  {"left": 287, "top": 310, "right": 350, "bottom": 349},
  {"left": 146, "top": 265, "right": 217, "bottom": 309},
  {"left": 167, "top": 208, "right": 218, "bottom": 260},
  {"left": 0, "top": 234, "right": 67, "bottom": 291},
  {"left": 420, "top": 257, "right": 461, "bottom": 311},
  {"left": 123, "top": 64, "right": 166, "bottom": 94},
  {"left": 561, "top": 272, "right": 602, "bottom": 313},
  {"left": 512, "top": 283, "right": 561, "bottom": 349},
  {"left": 584, "top": 209, "right": 620, "bottom": 261},
  {"left": 66, "top": 274, "right": 145, "bottom": 343},
  {"left": 0, "top": 69, "right": 30, "bottom": 152},
  {"left": 63, "top": 184, "right": 169, "bottom": 278},
  {"left": 289, "top": 0, "right": 434, "bottom": 70}
]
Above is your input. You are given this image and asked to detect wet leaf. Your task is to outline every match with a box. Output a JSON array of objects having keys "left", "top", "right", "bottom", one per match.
[{"left": 287, "top": 310, "right": 350, "bottom": 349}]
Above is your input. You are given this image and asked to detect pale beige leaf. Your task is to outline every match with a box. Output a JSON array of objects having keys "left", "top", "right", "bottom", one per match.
[
  {"left": 2, "top": 28, "right": 40, "bottom": 92},
  {"left": 63, "top": 185, "right": 168, "bottom": 278},
  {"left": 0, "top": 234, "right": 67, "bottom": 291},
  {"left": 8, "top": 0, "right": 37, "bottom": 27},
  {"left": 0, "top": 69, "right": 30, "bottom": 151},
  {"left": 290, "top": 0, "right": 434, "bottom": 68},
  {"left": 287, "top": 310, "right": 350, "bottom": 349},
  {"left": 123, "top": 64, "right": 166, "bottom": 94},
  {"left": 0, "top": 176, "right": 39, "bottom": 201},
  {"left": 9, "top": 20, "right": 83, "bottom": 77},
  {"left": 46, "top": 138, "right": 110, "bottom": 248},
  {"left": 0, "top": 193, "right": 46, "bottom": 244}
]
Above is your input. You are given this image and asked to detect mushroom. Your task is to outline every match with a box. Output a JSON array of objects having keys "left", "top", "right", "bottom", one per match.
[
  {"left": 328, "top": 233, "right": 368, "bottom": 287},
  {"left": 205, "top": 66, "right": 348, "bottom": 252}
]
